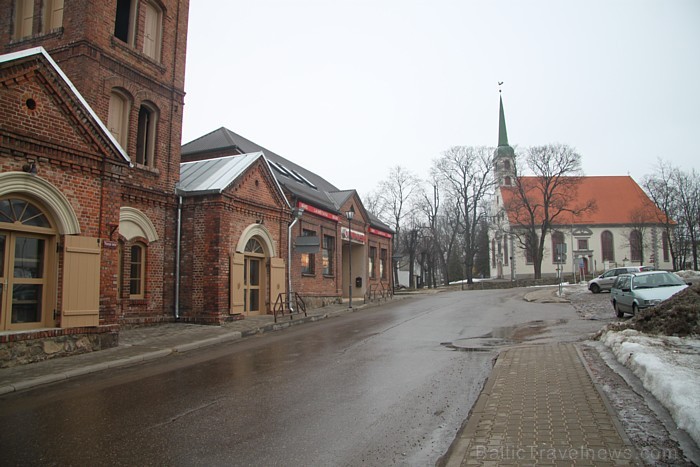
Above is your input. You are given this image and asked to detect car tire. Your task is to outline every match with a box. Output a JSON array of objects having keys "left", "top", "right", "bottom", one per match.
[
  {"left": 614, "top": 301, "right": 624, "bottom": 318},
  {"left": 590, "top": 283, "right": 601, "bottom": 294},
  {"left": 632, "top": 303, "right": 639, "bottom": 316}
]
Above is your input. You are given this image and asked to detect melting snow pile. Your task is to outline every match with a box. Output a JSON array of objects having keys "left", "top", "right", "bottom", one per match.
[{"left": 600, "top": 275, "right": 700, "bottom": 446}]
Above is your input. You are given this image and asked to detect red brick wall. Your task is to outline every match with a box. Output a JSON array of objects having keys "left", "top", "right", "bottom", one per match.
[
  {"left": 178, "top": 162, "right": 290, "bottom": 323},
  {"left": 1, "top": 0, "right": 190, "bottom": 326}
]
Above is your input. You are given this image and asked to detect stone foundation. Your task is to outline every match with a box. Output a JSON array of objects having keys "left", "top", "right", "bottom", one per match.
[{"left": 0, "top": 326, "right": 119, "bottom": 368}]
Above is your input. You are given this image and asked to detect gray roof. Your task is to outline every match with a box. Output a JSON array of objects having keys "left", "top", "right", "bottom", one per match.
[
  {"left": 177, "top": 152, "right": 287, "bottom": 207},
  {"left": 181, "top": 127, "right": 392, "bottom": 233}
]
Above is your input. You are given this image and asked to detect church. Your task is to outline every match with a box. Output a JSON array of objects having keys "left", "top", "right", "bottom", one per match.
[{"left": 489, "top": 95, "right": 672, "bottom": 281}]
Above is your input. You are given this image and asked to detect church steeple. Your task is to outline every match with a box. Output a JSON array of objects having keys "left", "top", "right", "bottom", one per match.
[
  {"left": 498, "top": 94, "right": 509, "bottom": 147},
  {"left": 494, "top": 88, "right": 515, "bottom": 186}
]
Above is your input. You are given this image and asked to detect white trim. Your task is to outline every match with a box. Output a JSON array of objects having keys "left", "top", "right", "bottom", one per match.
[
  {"left": 236, "top": 224, "right": 277, "bottom": 257},
  {"left": 0, "top": 47, "right": 131, "bottom": 165},
  {"left": 0, "top": 172, "right": 80, "bottom": 234},
  {"left": 119, "top": 207, "right": 159, "bottom": 242}
]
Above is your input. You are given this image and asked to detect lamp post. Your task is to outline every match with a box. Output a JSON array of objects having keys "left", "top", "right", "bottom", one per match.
[
  {"left": 346, "top": 205, "right": 355, "bottom": 309},
  {"left": 288, "top": 206, "right": 304, "bottom": 312}
]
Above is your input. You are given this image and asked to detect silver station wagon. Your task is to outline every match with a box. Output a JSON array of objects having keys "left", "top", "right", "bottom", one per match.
[{"left": 610, "top": 270, "right": 690, "bottom": 318}]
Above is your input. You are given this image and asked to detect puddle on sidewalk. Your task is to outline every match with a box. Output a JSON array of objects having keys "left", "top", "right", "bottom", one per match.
[{"left": 442, "top": 319, "right": 568, "bottom": 351}]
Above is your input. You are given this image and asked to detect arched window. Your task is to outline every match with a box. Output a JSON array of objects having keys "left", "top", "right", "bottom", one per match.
[
  {"left": 525, "top": 233, "right": 538, "bottom": 264},
  {"left": 491, "top": 239, "right": 496, "bottom": 267},
  {"left": 136, "top": 102, "right": 158, "bottom": 167},
  {"left": 129, "top": 242, "right": 146, "bottom": 299},
  {"left": 504, "top": 176, "right": 512, "bottom": 186},
  {"left": 551, "top": 231, "right": 564, "bottom": 263},
  {"left": 108, "top": 90, "right": 130, "bottom": 151},
  {"left": 245, "top": 238, "right": 265, "bottom": 254},
  {"left": 630, "top": 230, "right": 642, "bottom": 263},
  {"left": 601, "top": 230, "right": 614, "bottom": 262},
  {"left": 662, "top": 231, "right": 670, "bottom": 262},
  {"left": 503, "top": 236, "right": 509, "bottom": 266}
]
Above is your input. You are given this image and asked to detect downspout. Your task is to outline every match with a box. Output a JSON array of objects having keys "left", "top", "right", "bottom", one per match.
[{"left": 174, "top": 195, "right": 182, "bottom": 319}]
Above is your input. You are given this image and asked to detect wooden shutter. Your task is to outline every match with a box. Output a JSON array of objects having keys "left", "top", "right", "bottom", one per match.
[
  {"left": 49, "top": 0, "right": 64, "bottom": 30},
  {"left": 269, "top": 257, "right": 286, "bottom": 311},
  {"left": 16, "top": 0, "right": 34, "bottom": 38},
  {"left": 62, "top": 236, "right": 101, "bottom": 327},
  {"left": 230, "top": 253, "right": 245, "bottom": 314},
  {"left": 143, "top": 2, "right": 159, "bottom": 60},
  {"left": 108, "top": 93, "right": 126, "bottom": 148}
]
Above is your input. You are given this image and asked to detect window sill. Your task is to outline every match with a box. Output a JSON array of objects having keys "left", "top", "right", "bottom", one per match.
[
  {"left": 302, "top": 273, "right": 316, "bottom": 278},
  {"left": 110, "top": 37, "right": 166, "bottom": 73}
]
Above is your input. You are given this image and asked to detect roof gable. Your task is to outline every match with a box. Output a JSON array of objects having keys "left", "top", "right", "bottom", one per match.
[
  {"left": 0, "top": 47, "right": 130, "bottom": 165},
  {"left": 178, "top": 152, "right": 289, "bottom": 208}
]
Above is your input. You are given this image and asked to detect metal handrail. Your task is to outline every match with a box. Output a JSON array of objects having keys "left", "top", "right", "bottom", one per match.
[{"left": 273, "top": 292, "right": 307, "bottom": 322}]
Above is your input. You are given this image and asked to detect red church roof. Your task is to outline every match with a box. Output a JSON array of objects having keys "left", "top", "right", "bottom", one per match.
[{"left": 501, "top": 176, "right": 666, "bottom": 226}]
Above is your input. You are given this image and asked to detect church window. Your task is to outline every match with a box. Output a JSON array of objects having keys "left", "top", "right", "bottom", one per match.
[
  {"left": 662, "top": 231, "right": 670, "bottom": 262},
  {"left": 601, "top": 231, "right": 614, "bottom": 262},
  {"left": 504, "top": 176, "right": 512, "bottom": 186},
  {"left": 630, "top": 230, "right": 642, "bottom": 262},
  {"left": 551, "top": 231, "right": 564, "bottom": 263}
]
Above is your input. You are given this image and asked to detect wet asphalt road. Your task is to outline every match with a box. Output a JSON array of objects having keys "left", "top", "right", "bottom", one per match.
[{"left": 0, "top": 288, "right": 598, "bottom": 466}]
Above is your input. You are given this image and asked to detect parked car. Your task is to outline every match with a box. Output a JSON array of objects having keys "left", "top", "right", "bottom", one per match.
[
  {"left": 588, "top": 266, "right": 654, "bottom": 293},
  {"left": 610, "top": 270, "right": 690, "bottom": 318}
]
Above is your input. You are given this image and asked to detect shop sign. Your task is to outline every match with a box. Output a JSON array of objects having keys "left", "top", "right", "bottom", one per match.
[
  {"left": 297, "top": 202, "right": 339, "bottom": 222},
  {"left": 341, "top": 226, "right": 365, "bottom": 244},
  {"left": 368, "top": 227, "right": 392, "bottom": 239}
]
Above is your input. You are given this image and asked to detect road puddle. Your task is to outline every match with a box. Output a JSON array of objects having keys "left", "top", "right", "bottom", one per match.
[{"left": 443, "top": 319, "right": 568, "bottom": 351}]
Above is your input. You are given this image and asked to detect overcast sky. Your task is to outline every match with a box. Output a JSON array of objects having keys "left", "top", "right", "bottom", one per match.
[{"left": 181, "top": 0, "right": 700, "bottom": 198}]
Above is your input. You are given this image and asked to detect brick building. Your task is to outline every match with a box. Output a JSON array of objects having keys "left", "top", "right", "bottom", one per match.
[
  {"left": 1, "top": 0, "right": 188, "bottom": 364},
  {"left": 1, "top": 1, "right": 392, "bottom": 366},
  {"left": 181, "top": 128, "right": 394, "bottom": 314}
]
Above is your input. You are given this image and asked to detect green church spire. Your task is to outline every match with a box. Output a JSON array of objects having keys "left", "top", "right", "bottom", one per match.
[{"left": 498, "top": 93, "right": 509, "bottom": 147}]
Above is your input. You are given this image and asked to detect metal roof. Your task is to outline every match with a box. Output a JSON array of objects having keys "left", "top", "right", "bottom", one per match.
[{"left": 177, "top": 152, "right": 287, "bottom": 204}]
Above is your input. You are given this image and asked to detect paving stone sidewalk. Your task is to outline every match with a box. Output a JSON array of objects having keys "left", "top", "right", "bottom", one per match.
[{"left": 442, "top": 343, "right": 636, "bottom": 466}]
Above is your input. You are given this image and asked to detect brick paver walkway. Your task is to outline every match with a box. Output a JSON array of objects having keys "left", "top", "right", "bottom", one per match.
[{"left": 445, "top": 344, "right": 636, "bottom": 466}]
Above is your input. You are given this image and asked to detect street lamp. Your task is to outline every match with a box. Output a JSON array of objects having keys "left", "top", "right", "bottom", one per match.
[
  {"left": 288, "top": 206, "right": 304, "bottom": 312},
  {"left": 346, "top": 205, "right": 355, "bottom": 309}
]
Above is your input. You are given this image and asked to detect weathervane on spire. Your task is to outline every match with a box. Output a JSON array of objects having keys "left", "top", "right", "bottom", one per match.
[{"left": 498, "top": 81, "right": 504, "bottom": 93}]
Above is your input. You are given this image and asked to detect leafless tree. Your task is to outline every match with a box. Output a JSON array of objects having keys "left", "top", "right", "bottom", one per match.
[
  {"left": 374, "top": 165, "right": 421, "bottom": 284},
  {"left": 672, "top": 168, "right": 700, "bottom": 270},
  {"left": 434, "top": 146, "right": 496, "bottom": 284},
  {"left": 504, "top": 144, "right": 596, "bottom": 279},
  {"left": 643, "top": 159, "right": 680, "bottom": 269}
]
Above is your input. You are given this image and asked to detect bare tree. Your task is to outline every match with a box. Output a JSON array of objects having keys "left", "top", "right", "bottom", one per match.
[
  {"left": 374, "top": 166, "right": 421, "bottom": 284},
  {"left": 643, "top": 159, "right": 680, "bottom": 269},
  {"left": 672, "top": 168, "right": 700, "bottom": 270},
  {"left": 504, "top": 144, "right": 596, "bottom": 279},
  {"left": 434, "top": 146, "right": 496, "bottom": 284}
]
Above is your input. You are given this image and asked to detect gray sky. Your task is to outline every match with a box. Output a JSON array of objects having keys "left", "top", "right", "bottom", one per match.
[{"left": 182, "top": 0, "right": 700, "bottom": 197}]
